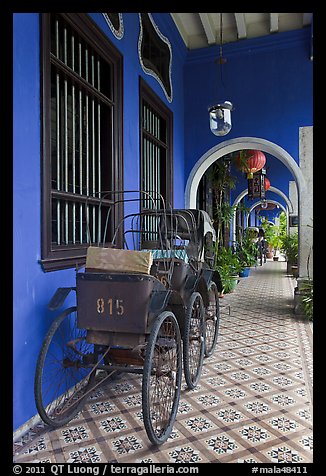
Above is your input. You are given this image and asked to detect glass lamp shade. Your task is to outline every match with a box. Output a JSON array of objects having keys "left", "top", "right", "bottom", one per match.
[{"left": 208, "top": 101, "right": 233, "bottom": 136}]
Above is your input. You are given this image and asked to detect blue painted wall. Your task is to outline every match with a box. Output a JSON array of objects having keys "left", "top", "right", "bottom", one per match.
[
  {"left": 183, "top": 28, "right": 313, "bottom": 203},
  {"left": 88, "top": 12, "right": 187, "bottom": 207},
  {"left": 13, "top": 12, "right": 186, "bottom": 431},
  {"left": 13, "top": 14, "right": 312, "bottom": 431}
]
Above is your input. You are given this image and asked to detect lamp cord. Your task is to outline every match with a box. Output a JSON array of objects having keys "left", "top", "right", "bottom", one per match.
[{"left": 218, "top": 13, "right": 226, "bottom": 90}]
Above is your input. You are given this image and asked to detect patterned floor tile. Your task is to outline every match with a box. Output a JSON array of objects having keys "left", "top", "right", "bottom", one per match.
[
  {"left": 206, "top": 433, "right": 238, "bottom": 456},
  {"left": 87, "top": 400, "right": 117, "bottom": 415},
  {"left": 238, "top": 423, "right": 271, "bottom": 444},
  {"left": 168, "top": 445, "right": 203, "bottom": 463},
  {"left": 99, "top": 416, "right": 129, "bottom": 434},
  {"left": 243, "top": 400, "right": 272, "bottom": 415},
  {"left": 297, "top": 434, "right": 313, "bottom": 452},
  {"left": 60, "top": 425, "right": 91, "bottom": 445},
  {"left": 13, "top": 261, "right": 313, "bottom": 464},
  {"left": 266, "top": 445, "right": 304, "bottom": 463},
  {"left": 66, "top": 444, "right": 103, "bottom": 463},
  {"left": 110, "top": 434, "right": 144, "bottom": 456},
  {"left": 268, "top": 415, "right": 302, "bottom": 433},
  {"left": 184, "top": 415, "right": 216, "bottom": 433},
  {"left": 216, "top": 407, "right": 245, "bottom": 424}
]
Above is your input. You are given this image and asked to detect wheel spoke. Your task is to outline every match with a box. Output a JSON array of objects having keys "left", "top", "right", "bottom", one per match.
[
  {"left": 183, "top": 292, "right": 205, "bottom": 389},
  {"left": 204, "top": 282, "right": 220, "bottom": 357},
  {"left": 142, "top": 311, "right": 181, "bottom": 445},
  {"left": 35, "top": 307, "right": 107, "bottom": 427}
]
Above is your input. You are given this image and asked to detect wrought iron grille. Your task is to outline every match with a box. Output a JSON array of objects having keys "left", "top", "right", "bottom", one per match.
[
  {"left": 141, "top": 100, "right": 164, "bottom": 241},
  {"left": 50, "top": 14, "right": 113, "bottom": 247}
]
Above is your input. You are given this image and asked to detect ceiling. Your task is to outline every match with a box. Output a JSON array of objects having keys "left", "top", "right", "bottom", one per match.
[{"left": 170, "top": 13, "right": 313, "bottom": 50}]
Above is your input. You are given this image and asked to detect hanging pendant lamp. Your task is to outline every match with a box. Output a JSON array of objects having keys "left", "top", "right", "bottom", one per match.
[
  {"left": 209, "top": 101, "right": 233, "bottom": 136},
  {"left": 209, "top": 13, "right": 234, "bottom": 137}
]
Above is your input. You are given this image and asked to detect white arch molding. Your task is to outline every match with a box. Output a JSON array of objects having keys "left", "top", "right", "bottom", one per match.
[
  {"left": 232, "top": 186, "right": 294, "bottom": 214},
  {"left": 231, "top": 186, "right": 294, "bottom": 243},
  {"left": 184, "top": 136, "right": 309, "bottom": 278},
  {"left": 246, "top": 200, "right": 288, "bottom": 232},
  {"left": 247, "top": 200, "right": 287, "bottom": 217},
  {"left": 185, "top": 137, "right": 306, "bottom": 207}
]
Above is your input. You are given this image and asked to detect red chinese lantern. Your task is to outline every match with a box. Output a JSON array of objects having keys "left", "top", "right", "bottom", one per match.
[
  {"left": 237, "top": 150, "right": 266, "bottom": 179},
  {"left": 264, "top": 177, "right": 271, "bottom": 191}
]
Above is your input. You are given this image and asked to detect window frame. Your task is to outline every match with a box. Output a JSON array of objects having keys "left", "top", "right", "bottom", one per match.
[
  {"left": 40, "top": 13, "right": 123, "bottom": 272},
  {"left": 139, "top": 77, "right": 173, "bottom": 209}
]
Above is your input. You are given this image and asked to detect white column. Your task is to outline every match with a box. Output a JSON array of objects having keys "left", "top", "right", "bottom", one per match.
[{"left": 298, "top": 126, "right": 313, "bottom": 279}]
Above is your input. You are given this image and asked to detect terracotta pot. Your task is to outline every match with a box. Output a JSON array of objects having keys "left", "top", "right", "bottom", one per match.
[{"left": 291, "top": 265, "right": 299, "bottom": 278}]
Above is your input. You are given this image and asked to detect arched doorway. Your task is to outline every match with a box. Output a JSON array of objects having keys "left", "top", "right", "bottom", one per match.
[{"left": 185, "top": 136, "right": 311, "bottom": 278}]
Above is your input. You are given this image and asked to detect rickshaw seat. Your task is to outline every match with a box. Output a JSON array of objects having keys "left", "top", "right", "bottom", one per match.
[{"left": 85, "top": 246, "right": 153, "bottom": 274}]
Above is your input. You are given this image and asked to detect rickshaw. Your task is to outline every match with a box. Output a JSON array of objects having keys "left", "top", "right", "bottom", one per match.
[{"left": 34, "top": 191, "right": 220, "bottom": 445}]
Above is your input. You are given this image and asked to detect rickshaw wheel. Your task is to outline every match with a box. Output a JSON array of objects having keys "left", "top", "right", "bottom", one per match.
[
  {"left": 142, "top": 311, "right": 182, "bottom": 445},
  {"left": 183, "top": 292, "right": 205, "bottom": 389},
  {"left": 204, "top": 281, "right": 220, "bottom": 357},
  {"left": 34, "top": 307, "right": 99, "bottom": 427}
]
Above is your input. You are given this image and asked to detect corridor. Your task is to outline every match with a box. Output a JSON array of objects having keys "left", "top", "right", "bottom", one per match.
[{"left": 13, "top": 260, "right": 313, "bottom": 464}]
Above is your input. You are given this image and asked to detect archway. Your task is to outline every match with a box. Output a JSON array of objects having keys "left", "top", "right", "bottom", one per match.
[
  {"left": 246, "top": 201, "right": 288, "bottom": 238},
  {"left": 232, "top": 186, "right": 294, "bottom": 214},
  {"left": 184, "top": 136, "right": 310, "bottom": 278},
  {"left": 247, "top": 200, "right": 287, "bottom": 221},
  {"left": 185, "top": 137, "right": 305, "bottom": 207},
  {"left": 231, "top": 186, "right": 294, "bottom": 243}
]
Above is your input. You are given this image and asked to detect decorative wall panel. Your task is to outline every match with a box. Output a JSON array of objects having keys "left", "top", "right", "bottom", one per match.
[
  {"left": 103, "top": 13, "right": 124, "bottom": 39},
  {"left": 138, "top": 13, "right": 173, "bottom": 103}
]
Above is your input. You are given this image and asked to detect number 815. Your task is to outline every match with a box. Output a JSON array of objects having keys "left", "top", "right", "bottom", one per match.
[{"left": 96, "top": 298, "right": 124, "bottom": 316}]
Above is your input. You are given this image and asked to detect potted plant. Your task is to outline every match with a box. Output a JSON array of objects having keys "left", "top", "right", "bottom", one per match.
[
  {"left": 281, "top": 232, "right": 298, "bottom": 275},
  {"left": 269, "top": 233, "right": 283, "bottom": 260},
  {"left": 235, "top": 234, "right": 258, "bottom": 274},
  {"left": 214, "top": 247, "right": 242, "bottom": 294},
  {"left": 294, "top": 279, "right": 313, "bottom": 320},
  {"left": 262, "top": 224, "right": 282, "bottom": 260},
  {"left": 258, "top": 212, "right": 287, "bottom": 260},
  {"left": 216, "top": 264, "right": 238, "bottom": 294},
  {"left": 265, "top": 246, "right": 274, "bottom": 259},
  {"left": 301, "top": 279, "right": 313, "bottom": 321}
]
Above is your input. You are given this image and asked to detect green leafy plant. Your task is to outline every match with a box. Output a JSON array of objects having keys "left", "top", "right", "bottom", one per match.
[
  {"left": 215, "top": 246, "right": 242, "bottom": 274},
  {"left": 281, "top": 232, "right": 298, "bottom": 264},
  {"left": 208, "top": 159, "right": 237, "bottom": 249},
  {"left": 300, "top": 279, "right": 313, "bottom": 321},
  {"left": 216, "top": 265, "right": 238, "bottom": 293},
  {"left": 258, "top": 212, "right": 287, "bottom": 256},
  {"left": 259, "top": 221, "right": 281, "bottom": 254},
  {"left": 268, "top": 232, "right": 282, "bottom": 254},
  {"left": 214, "top": 246, "right": 242, "bottom": 293},
  {"left": 235, "top": 233, "right": 258, "bottom": 268},
  {"left": 279, "top": 211, "right": 287, "bottom": 237}
]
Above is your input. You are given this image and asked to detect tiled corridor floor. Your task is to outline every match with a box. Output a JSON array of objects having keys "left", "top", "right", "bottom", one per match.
[{"left": 13, "top": 260, "right": 313, "bottom": 464}]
